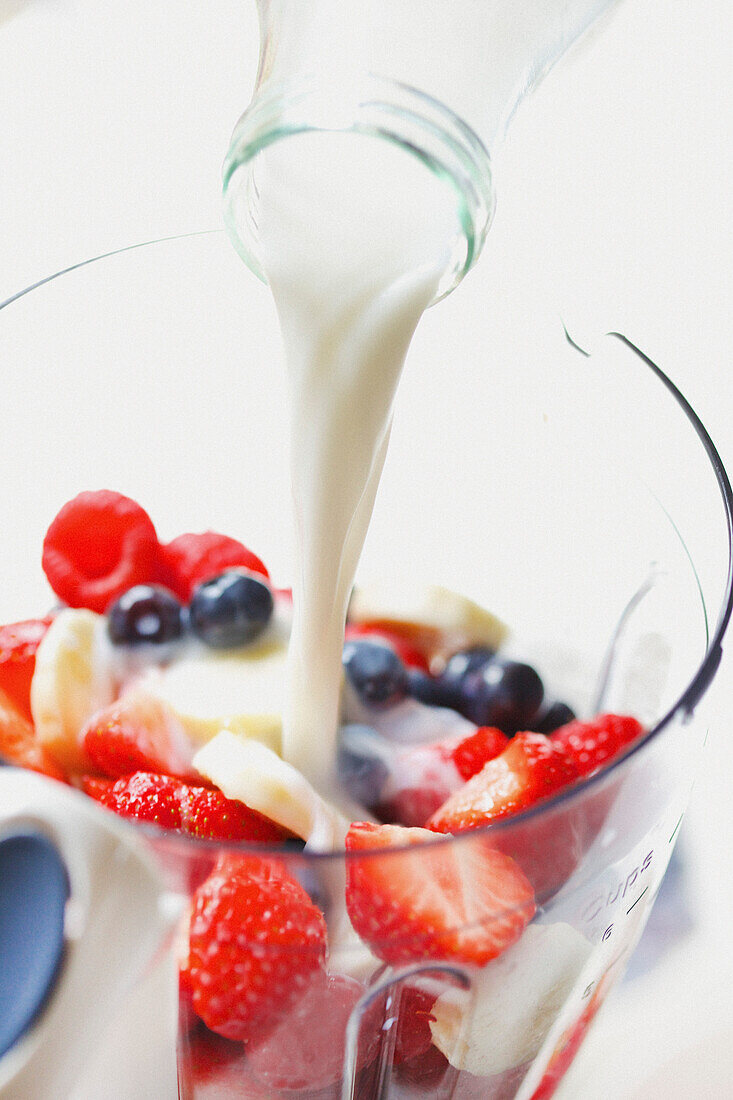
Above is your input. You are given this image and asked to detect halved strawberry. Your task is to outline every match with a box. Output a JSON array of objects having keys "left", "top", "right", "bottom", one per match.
[
  {"left": 0, "top": 617, "right": 54, "bottom": 721},
  {"left": 0, "top": 684, "right": 66, "bottom": 781},
  {"left": 449, "top": 726, "right": 509, "bottom": 781},
  {"left": 377, "top": 727, "right": 510, "bottom": 828},
  {"left": 187, "top": 855, "right": 328, "bottom": 1042},
  {"left": 81, "top": 692, "right": 196, "bottom": 779},
  {"left": 550, "top": 714, "right": 644, "bottom": 777},
  {"left": 83, "top": 770, "right": 184, "bottom": 829},
  {"left": 345, "top": 822, "right": 535, "bottom": 967},
  {"left": 82, "top": 771, "right": 290, "bottom": 843},
  {"left": 428, "top": 732, "right": 580, "bottom": 834},
  {"left": 179, "top": 784, "right": 290, "bottom": 844}
]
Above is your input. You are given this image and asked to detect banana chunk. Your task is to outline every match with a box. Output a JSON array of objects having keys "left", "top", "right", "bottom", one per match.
[
  {"left": 193, "top": 731, "right": 350, "bottom": 849},
  {"left": 348, "top": 583, "right": 507, "bottom": 664},
  {"left": 139, "top": 643, "right": 288, "bottom": 754},
  {"left": 430, "top": 922, "right": 592, "bottom": 1076},
  {"left": 31, "top": 609, "right": 116, "bottom": 774}
]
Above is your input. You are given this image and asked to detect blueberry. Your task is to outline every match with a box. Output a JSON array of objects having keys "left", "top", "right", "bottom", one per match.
[
  {"left": 189, "top": 570, "right": 274, "bottom": 648},
  {"left": 534, "top": 701, "right": 576, "bottom": 734},
  {"left": 457, "top": 657, "right": 544, "bottom": 733},
  {"left": 107, "top": 585, "right": 184, "bottom": 646},
  {"left": 442, "top": 647, "right": 496, "bottom": 686},
  {"left": 337, "top": 724, "right": 391, "bottom": 808},
  {"left": 342, "top": 640, "right": 408, "bottom": 708},
  {"left": 406, "top": 668, "right": 455, "bottom": 708}
]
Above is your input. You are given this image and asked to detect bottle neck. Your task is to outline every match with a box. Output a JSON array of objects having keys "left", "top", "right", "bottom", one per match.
[{"left": 222, "top": 75, "right": 494, "bottom": 302}]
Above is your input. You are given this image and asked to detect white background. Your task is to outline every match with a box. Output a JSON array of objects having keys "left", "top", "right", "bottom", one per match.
[{"left": 0, "top": 1, "right": 731, "bottom": 1096}]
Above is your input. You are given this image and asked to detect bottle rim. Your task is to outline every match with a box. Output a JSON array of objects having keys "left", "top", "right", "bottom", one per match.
[{"left": 221, "top": 73, "right": 496, "bottom": 303}]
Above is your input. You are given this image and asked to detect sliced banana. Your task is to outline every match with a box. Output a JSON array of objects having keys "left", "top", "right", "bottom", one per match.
[
  {"left": 348, "top": 583, "right": 507, "bottom": 664},
  {"left": 193, "top": 730, "right": 350, "bottom": 849},
  {"left": 30, "top": 608, "right": 116, "bottom": 774},
  {"left": 138, "top": 642, "right": 288, "bottom": 755},
  {"left": 430, "top": 922, "right": 592, "bottom": 1076}
]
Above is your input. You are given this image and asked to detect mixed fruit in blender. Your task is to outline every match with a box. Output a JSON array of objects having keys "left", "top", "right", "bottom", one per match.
[{"left": 0, "top": 488, "right": 647, "bottom": 1097}]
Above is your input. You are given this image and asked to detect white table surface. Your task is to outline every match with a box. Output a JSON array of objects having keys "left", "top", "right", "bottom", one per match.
[{"left": 1, "top": 2, "right": 731, "bottom": 1097}]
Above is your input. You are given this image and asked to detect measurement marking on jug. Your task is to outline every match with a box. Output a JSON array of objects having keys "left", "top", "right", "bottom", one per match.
[
  {"left": 626, "top": 886, "right": 649, "bottom": 916},
  {"left": 668, "top": 814, "right": 684, "bottom": 845}
]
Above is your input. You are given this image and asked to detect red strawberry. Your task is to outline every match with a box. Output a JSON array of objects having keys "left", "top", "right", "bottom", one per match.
[
  {"left": 450, "top": 726, "right": 509, "bottom": 781},
  {"left": 159, "top": 531, "right": 269, "bottom": 603},
  {"left": 428, "top": 732, "right": 580, "bottom": 834},
  {"left": 42, "top": 490, "right": 162, "bottom": 613},
  {"left": 0, "top": 685, "right": 66, "bottom": 781},
  {"left": 377, "top": 727, "right": 509, "bottom": 828},
  {"left": 345, "top": 822, "right": 535, "bottom": 967},
  {"left": 345, "top": 623, "right": 430, "bottom": 672},
  {"left": 81, "top": 692, "right": 196, "bottom": 780},
  {"left": 82, "top": 771, "right": 289, "bottom": 843},
  {"left": 379, "top": 783, "right": 452, "bottom": 829},
  {"left": 83, "top": 771, "right": 185, "bottom": 829},
  {"left": 187, "top": 855, "right": 328, "bottom": 1042},
  {"left": 550, "top": 713, "right": 644, "bottom": 777},
  {"left": 183, "top": 1027, "right": 253, "bottom": 1098},
  {"left": 530, "top": 991, "right": 604, "bottom": 1100},
  {"left": 246, "top": 971, "right": 381, "bottom": 1093},
  {"left": 179, "top": 784, "right": 289, "bottom": 844},
  {"left": 390, "top": 984, "right": 438, "bottom": 1064},
  {"left": 0, "top": 617, "right": 54, "bottom": 721},
  {"left": 394, "top": 1044, "right": 451, "bottom": 1091}
]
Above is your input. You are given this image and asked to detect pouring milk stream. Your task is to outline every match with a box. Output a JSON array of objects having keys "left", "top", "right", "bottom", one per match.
[
  {"left": 255, "top": 134, "right": 458, "bottom": 796},
  {"left": 224, "top": 1, "right": 624, "bottom": 807}
]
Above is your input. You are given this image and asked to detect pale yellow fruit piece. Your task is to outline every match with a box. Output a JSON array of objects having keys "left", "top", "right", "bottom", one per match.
[
  {"left": 31, "top": 608, "right": 116, "bottom": 774},
  {"left": 194, "top": 731, "right": 350, "bottom": 849},
  {"left": 430, "top": 923, "right": 592, "bottom": 1076},
  {"left": 348, "top": 583, "right": 507, "bottom": 664},
  {"left": 140, "top": 642, "right": 288, "bottom": 754}
]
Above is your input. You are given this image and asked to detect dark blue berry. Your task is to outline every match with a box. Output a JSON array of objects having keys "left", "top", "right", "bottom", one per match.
[
  {"left": 534, "top": 701, "right": 576, "bottom": 734},
  {"left": 406, "top": 668, "right": 456, "bottom": 708},
  {"left": 189, "top": 570, "right": 273, "bottom": 648},
  {"left": 442, "top": 647, "right": 496, "bottom": 686},
  {"left": 107, "top": 585, "right": 184, "bottom": 645},
  {"left": 342, "top": 640, "right": 408, "bottom": 707},
  {"left": 457, "top": 657, "right": 544, "bottom": 733},
  {"left": 337, "top": 724, "right": 391, "bottom": 808}
]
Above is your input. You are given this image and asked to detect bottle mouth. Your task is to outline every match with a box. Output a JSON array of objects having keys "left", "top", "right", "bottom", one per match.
[{"left": 222, "top": 74, "right": 495, "bottom": 302}]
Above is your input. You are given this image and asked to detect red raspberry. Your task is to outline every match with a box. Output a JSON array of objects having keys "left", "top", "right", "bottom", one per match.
[
  {"left": 159, "top": 531, "right": 269, "bottom": 603},
  {"left": 0, "top": 617, "right": 54, "bottom": 721},
  {"left": 550, "top": 714, "right": 644, "bottom": 776},
  {"left": 187, "top": 855, "right": 328, "bottom": 1042},
  {"left": 42, "top": 490, "right": 161, "bottom": 613}
]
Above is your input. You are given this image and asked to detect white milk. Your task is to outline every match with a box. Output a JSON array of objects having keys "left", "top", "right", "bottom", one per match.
[{"left": 254, "top": 132, "right": 459, "bottom": 796}]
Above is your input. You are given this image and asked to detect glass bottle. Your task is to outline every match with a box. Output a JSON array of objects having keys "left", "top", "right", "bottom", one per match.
[{"left": 223, "top": 0, "right": 622, "bottom": 300}]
